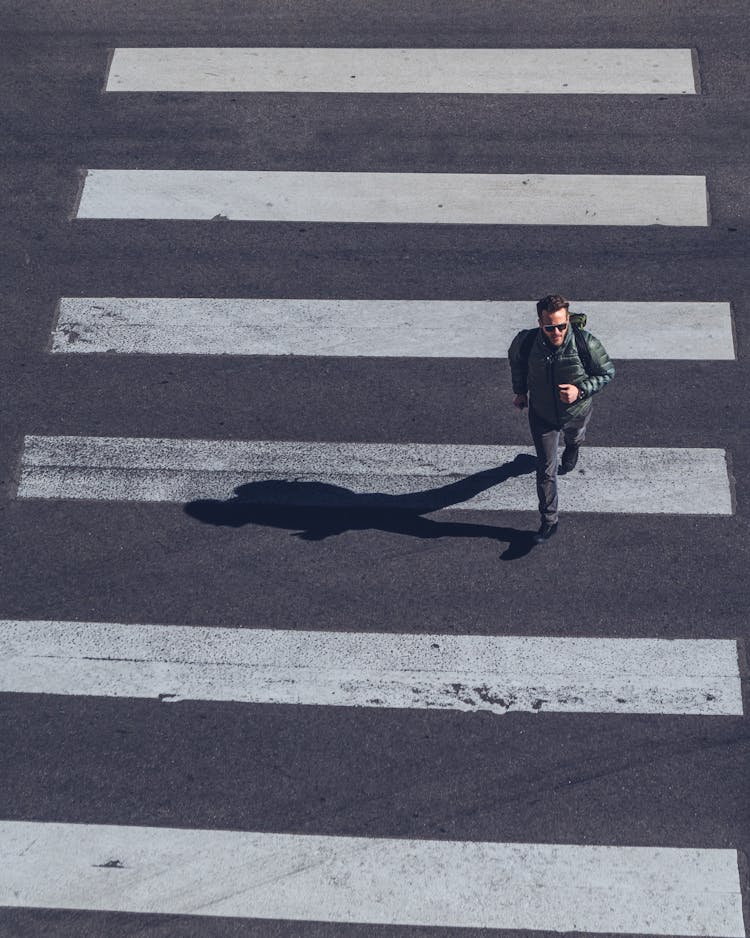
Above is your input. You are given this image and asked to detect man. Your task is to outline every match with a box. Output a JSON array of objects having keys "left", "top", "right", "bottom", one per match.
[{"left": 508, "top": 294, "right": 615, "bottom": 543}]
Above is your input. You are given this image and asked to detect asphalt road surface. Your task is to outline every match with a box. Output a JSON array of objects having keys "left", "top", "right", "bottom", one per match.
[{"left": 1, "top": 1, "right": 749, "bottom": 936}]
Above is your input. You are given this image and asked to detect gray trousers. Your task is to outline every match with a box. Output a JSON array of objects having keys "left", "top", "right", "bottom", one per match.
[{"left": 529, "top": 405, "right": 592, "bottom": 524}]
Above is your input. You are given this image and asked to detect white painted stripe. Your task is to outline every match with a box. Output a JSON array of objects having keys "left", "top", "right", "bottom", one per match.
[
  {"left": 51, "top": 298, "right": 735, "bottom": 359},
  {"left": 0, "top": 620, "right": 741, "bottom": 716},
  {"left": 0, "top": 821, "right": 743, "bottom": 935},
  {"left": 16, "top": 437, "right": 734, "bottom": 515},
  {"left": 106, "top": 48, "right": 697, "bottom": 95},
  {"left": 76, "top": 170, "right": 709, "bottom": 226}
]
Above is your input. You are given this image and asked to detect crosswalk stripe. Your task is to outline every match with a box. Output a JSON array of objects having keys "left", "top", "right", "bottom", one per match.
[
  {"left": 1, "top": 620, "right": 741, "bottom": 716},
  {"left": 51, "top": 298, "right": 735, "bottom": 359},
  {"left": 16, "top": 436, "right": 734, "bottom": 515},
  {"left": 1, "top": 820, "right": 743, "bottom": 934},
  {"left": 105, "top": 47, "right": 698, "bottom": 95},
  {"left": 76, "top": 170, "right": 709, "bottom": 226}
]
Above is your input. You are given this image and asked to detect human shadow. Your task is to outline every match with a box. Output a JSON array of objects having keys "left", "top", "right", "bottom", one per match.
[{"left": 184, "top": 453, "right": 539, "bottom": 560}]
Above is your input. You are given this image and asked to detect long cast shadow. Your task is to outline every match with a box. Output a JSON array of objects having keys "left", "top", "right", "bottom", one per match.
[{"left": 185, "top": 453, "right": 539, "bottom": 560}]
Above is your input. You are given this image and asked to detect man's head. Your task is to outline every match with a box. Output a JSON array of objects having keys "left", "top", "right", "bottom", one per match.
[{"left": 536, "top": 293, "right": 570, "bottom": 348}]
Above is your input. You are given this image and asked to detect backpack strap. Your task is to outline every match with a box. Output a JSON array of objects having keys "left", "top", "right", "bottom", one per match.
[
  {"left": 572, "top": 327, "right": 593, "bottom": 375},
  {"left": 568, "top": 311, "right": 593, "bottom": 375}
]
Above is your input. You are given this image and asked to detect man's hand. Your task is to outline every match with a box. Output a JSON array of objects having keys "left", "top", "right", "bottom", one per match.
[
  {"left": 558, "top": 384, "right": 581, "bottom": 404},
  {"left": 513, "top": 393, "right": 528, "bottom": 410}
]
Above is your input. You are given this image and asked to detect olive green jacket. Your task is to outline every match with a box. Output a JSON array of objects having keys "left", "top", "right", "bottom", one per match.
[{"left": 508, "top": 326, "right": 615, "bottom": 426}]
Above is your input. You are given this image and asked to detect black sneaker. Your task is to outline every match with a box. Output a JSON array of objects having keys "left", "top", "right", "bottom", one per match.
[
  {"left": 532, "top": 521, "right": 558, "bottom": 544},
  {"left": 561, "top": 444, "right": 580, "bottom": 473}
]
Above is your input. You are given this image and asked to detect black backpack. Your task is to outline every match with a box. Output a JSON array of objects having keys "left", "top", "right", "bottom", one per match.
[{"left": 519, "top": 311, "right": 593, "bottom": 374}]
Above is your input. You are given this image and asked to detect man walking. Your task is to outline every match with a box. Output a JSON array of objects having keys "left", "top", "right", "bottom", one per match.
[{"left": 508, "top": 294, "right": 615, "bottom": 543}]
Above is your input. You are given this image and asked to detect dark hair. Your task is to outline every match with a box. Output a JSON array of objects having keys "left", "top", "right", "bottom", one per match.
[{"left": 536, "top": 294, "right": 570, "bottom": 317}]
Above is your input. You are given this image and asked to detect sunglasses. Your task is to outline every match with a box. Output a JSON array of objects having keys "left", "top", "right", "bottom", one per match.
[{"left": 542, "top": 322, "right": 568, "bottom": 333}]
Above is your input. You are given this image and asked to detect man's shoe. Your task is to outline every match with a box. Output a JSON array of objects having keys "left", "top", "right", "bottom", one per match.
[
  {"left": 532, "top": 521, "right": 558, "bottom": 544},
  {"left": 561, "top": 444, "right": 580, "bottom": 473}
]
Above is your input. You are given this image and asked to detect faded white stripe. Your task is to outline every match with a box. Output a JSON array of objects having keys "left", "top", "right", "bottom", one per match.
[
  {"left": 106, "top": 48, "right": 697, "bottom": 95},
  {"left": 76, "top": 170, "right": 709, "bottom": 226},
  {"left": 0, "top": 620, "right": 741, "bottom": 716},
  {"left": 0, "top": 821, "right": 743, "bottom": 935},
  {"left": 16, "top": 436, "right": 734, "bottom": 515},
  {"left": 51, "top": 298, "right": 735, "bottom": 359}
]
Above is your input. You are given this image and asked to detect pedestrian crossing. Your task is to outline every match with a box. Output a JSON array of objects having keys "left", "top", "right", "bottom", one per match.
[
  {"left": 52, "top": 298, "right": 736, "bottom": 358},
  {"left": 2, "top": 820, "right": 744, "bottom": 935},
  {"left": 5, "top": 34, "right": 747, "bottom": 938},
  {"left": 15, "top": 436, "right": 735, "bottom": 514},
  {"left": 106, "top": 47, "right": 699, "bottom": 95},
  {"left": 76, "top": 169, "right": 709, "bottom": 225},
  {"left": 2, "top": 620, "right": 741, "bottom": 715}
]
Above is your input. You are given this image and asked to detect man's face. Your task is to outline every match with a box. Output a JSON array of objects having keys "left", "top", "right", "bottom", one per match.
[{"left": 538, "top": 307, "right": 569, "bottom": 347}]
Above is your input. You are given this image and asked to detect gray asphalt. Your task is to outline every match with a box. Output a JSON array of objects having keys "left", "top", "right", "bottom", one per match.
[{"left": 1, "top": 1, "right": 749, "bottom": 936}]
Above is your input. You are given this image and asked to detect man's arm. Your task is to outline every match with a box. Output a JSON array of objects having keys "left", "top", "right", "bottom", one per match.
[
  {"left": 578, "top": 333, "right": 615, "bottom": 397},
  {"left": 508, "top": 330, "right": 532, "bottom": 407}
]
